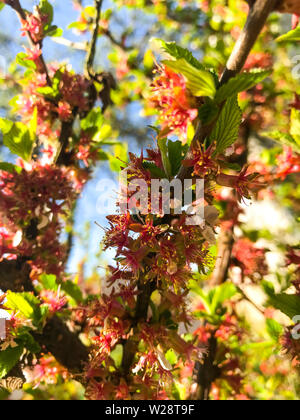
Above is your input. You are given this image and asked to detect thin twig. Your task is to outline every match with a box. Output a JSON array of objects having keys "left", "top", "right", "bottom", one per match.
[
  {"left": 85, "top": 0, "right": 103, "bottom": 79},
  {"left": 5, "top": 0, "right": 52, "bottom": 86},
  {"left": 51, "top": 37, "right": 88, "bottom": 51},
  {"left": 177, "top": 0, "right": 278, "bottom": 182}
]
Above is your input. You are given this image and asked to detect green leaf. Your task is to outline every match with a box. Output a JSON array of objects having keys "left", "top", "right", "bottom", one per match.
[
  {"left": 40, "top": 274, "right": 58, "bottom": 291},
  {"left": 215, "top": 69, "right": 271, "bottom": 103},
  {"left": 158, "top": 138, "right": 172, "bottom": 179},
  {"left": 110, "top": 344, "right": 123, "bottom": 368},
  {"left": 209, "top": 96, "right": 242, "bottom": 153},
  {"left": 266, "top": 293, "right": 300, "bottom": 320},
  {"left": 0, "top": 3, "right": 5, "bottom": 12},
  {"left": 263, "top": 281, "right": 300, "bottom": 320},
  {"left": 0, "top": 162, "right": 22, "bottom": 174},
  {"left": 165, "top": 348, "right": 178, "bottom": 366},
  {"left": 168, "top": 140, "right": 189, "bottom": 177},
  {"left": 266, "top": 318, "right": 283, "bottom": 341},
  {"left": 210, "top": 282, "right": 237, "bottom": 313},
  {"left": 142, "top": 162, "right": 167, "bottom": 179},
  {"left": 16, "top": 53, "right": 36, "bottom": 70},
  {"left": 81, "top": 107, "right": 104, "bottom": 131},
  {"left": 45, "top": 26, "right": 63, "bottom": 37},
  {"left": 163, "top": 58, "right": 216, "bottom": 98},
  {"left": 39, "top": 0, "right": 54, "bottom": 26},
  {"left": 0, "top": 346, "right": 23, "bottom": 379},
  {"left": 109, "top": 143, "right": 128, "bottom": 172},
  {"left": 161, "top": 41, "right": 205, "bottom": 71},
  {"left": 6, "top": 292, "right": 41, "bottom": 324},
  {"left": 0, "top": 118, "right": 13, "bottom": 134},
  {"left": 198, "top": 101, "right": 219, "bottom": 125},
  {"left": 263, "top": 130, "right": 300, "bottom": 154},
  {"left": 61, "top": 281, "right": 83, "bottom": 304},
  {"left": 276, "top": 26, "right": 300, "bottom": 43},
  {"left": 0, "top": 113, "right": 36, "bottom": 162}
]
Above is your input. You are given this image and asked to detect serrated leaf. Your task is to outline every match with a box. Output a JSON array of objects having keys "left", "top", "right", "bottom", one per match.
[
  {"left": 215, "top": 69, "right": 271, "bottom": 103},
  {"left": 163, "top": 58, "right": 216, "bottom": 98},
  {"left": 161, "top": 41, "right": 204, "bottom": 70},
  {"left": 0, "top": 346, "right": 24, "bottom": 379},
  {"left": 142, "top": 162, "right": 167, "bottom": 179},
  {"left": 168, "top": 140, "right": 189, "bottom": 176},
  {"left": 277, "top": 26, "right": 300, "bottom": 43},
  {"left": 209, "top": 96, "right": 242, "bottom": 153},
  {"left": 198, "top": 101, "right": 219, "bottom": 125}
]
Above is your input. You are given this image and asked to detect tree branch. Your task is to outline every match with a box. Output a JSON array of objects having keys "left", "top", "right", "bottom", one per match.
[
  {"left": 0, "top": 258, "right": 89, "bottom": 373},
  {"left": 177, "top": 0, "right": 278, "bottom": 182},
  {"left": 85, "top": 0, "right": 103, "bottom": 79},
  {"left": 5, "top": 0, "right": 52, "bottom": 86},
  {"left": 189, "top": 0, "right": 278, "bottom": 400}
]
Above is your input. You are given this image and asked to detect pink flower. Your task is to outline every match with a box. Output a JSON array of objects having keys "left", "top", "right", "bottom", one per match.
[{"left": 151, "top": 65, "right": 198, "bottom": 140}]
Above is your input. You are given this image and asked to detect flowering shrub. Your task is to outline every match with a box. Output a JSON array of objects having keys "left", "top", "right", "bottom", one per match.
[{"left": 0, "top": 0, "right": 299, "bottom": 402}]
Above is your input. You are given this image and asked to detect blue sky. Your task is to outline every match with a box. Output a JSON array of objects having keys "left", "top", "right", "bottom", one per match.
[{"left": 0, "top": 0, "right": 153, "bottom": 277}]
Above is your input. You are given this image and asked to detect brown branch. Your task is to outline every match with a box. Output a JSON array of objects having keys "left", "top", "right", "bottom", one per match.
[
  {"left": 122, "top": 278, "right": 156, "bottom": 375},
  {"left": 177, "top": 0, "right": 278, "bottom": 183},
  {"left": 0, "top": 258, "right": 89, "bottom": 373},
  {"left": 189, "top": 0, "right": 278, "bottom": 401},
  {"left": 5, "top": 0, "right": 52, "bottom": 86},
  {"left": 84, "top": 0, "right": 103, "bottom": 79}
]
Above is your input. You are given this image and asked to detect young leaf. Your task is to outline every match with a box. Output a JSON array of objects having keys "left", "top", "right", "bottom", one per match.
[
  {"left": 40, "top": 274, "right": 58, "bottom": 291},
  {"left": 6, "top": 292, "right": 41, "bottom": 325},
  {"left": 163, "top": 58, "right": 216, "bottom": 98},
  {"left": 61, "top": 281, "right": 83, "bottom": 304},
  {"left": 209, "top": 96, "right": 242, "bottom": 154},
  {"left": 276, "top": 26, "right": 300, "bottom": 43},
  {"left": 39, "top": 0, "right": 54, "bottom": 26},
  {"left": 16, "top": 53, "right": 37, "bottom": 70},
  {"left": 161, "top": 41, "right": 204, "bottom": 70},
  {"left": 0, "top": 346, "right": 24, "bottom": 379},
  {"left": 168, "top": 140, "right": 189, "bottom": 176},
  {"left": 215, "top": 69, "right": 271, "bottom": 103},
  {"left": 142, "top": 162, "right": 167, "bottom": 179}
]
